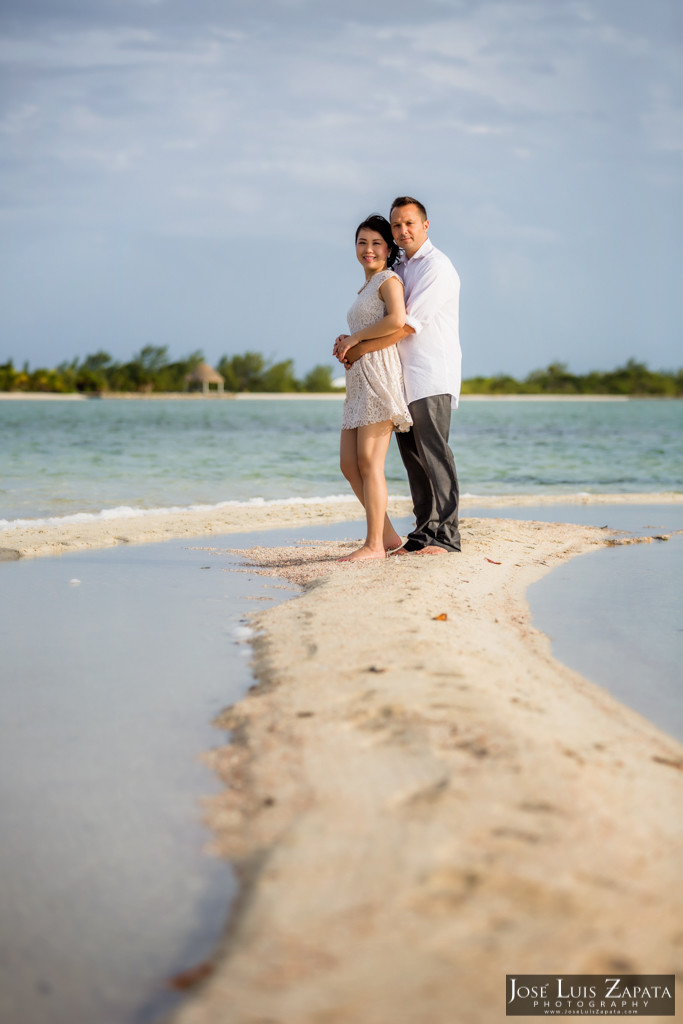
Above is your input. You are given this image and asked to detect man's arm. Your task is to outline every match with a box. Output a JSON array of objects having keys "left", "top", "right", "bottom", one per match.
[
  {"left": 401, "top": 259, "right": 460, "bottom": 335},
  {"left": 343, "top": 324, "right": 415, "bottom": 366}
]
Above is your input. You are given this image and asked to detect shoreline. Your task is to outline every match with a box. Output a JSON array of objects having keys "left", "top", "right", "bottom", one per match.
[
  {"left": 170, "top": 519, "right": 683, "bottom": 1023},
  {"left": 2, "top": 390, "right": 677, "bottom": 402},
  {"left": 2, "top": 492, "right": 682, "bottom": 561}
]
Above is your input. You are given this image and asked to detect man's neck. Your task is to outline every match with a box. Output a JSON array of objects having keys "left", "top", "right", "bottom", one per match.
[{"left": 403, "top": 237, "right": 429, "bottom": 261}]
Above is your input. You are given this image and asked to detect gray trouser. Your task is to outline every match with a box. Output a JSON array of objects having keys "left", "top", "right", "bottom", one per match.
[{"left": 395, "top": 394, "right": 461, "bottom": 552}]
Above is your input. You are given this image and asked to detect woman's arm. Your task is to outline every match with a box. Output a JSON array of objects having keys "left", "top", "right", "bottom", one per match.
[{"left": 335, "top": 276, "right": 406, "bottom": 360}]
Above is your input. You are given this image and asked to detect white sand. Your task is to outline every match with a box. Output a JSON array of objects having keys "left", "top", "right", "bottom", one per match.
[
  {"left": 165, "top": 516, "right": 682, "bottom": 1024},
  {"left": 2, "top": 492, "right": 681, "bottom": 561}
]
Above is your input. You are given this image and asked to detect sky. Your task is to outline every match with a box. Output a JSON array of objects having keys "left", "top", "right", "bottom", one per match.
[{"left": 1, "top": 0, "right": 681, "bottom": 378}]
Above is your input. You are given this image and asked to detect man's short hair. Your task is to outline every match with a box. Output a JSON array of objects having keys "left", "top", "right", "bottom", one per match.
[{"left": 390, "top": 196, "right": 428, "bottom": 220}]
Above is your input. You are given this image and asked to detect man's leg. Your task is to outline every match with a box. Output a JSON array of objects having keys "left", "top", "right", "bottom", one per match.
[
  {"left": 395, "top": 423, "right": 440, "bottom": 551},
  {"left": 408, "top": 394, "right": 461, "bottom": 551}
]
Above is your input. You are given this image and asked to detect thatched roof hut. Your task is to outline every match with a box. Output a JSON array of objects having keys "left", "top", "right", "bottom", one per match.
[{"left": 185, "top": 362, "right": 225, "bottom": 394}]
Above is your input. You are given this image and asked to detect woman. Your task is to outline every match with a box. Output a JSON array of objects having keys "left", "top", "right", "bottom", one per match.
[{"left": 333, "top": 214, "right": 412, "bottom": 562}]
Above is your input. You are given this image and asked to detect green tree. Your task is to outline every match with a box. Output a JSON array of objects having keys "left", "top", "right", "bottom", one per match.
[
  {"left": 301, "top": 364, "right": 340, "bottom": 392},
  {"left": 136, "top": 345, "right": 170, "bottom": 376},
  {"left": 217, "top": 352, "right": 266, "bottom": 391},
  {"left": 74, "top": 350, "right": 117, "bottom": 393},
  {"left": 134, "top": 345, "right": 170, "bottom": 391},
  {"left": 215, "top": 355, "right": 240, "bottom": 392},
  {"left": 80, "top": 351, "right": 115, "bottom": 374},
  {"left": 157, "top": 350, "right": 204, "bottom": 391},
  {"left": 523, "top": 362, "right": 579, "bottom": 394},
  {"left": 601, "top": 358, "right": 676, "bottom": 396},
  {"left": 258, "top": 359, "right": 299, "bottom": 392},
  {"left": 0, "top": 360, "right": 18, "bottom": 391},
  {"left": 56, "top": 359, "right": 79, "bottom": 392},
  {"left": 29, "top": 367, "right": 71, "bottom": 392},
  {"left": 110, "top": 345, "right": 168, "bottom": 392}
]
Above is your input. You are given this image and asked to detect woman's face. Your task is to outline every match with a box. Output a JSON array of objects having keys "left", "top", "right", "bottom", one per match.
[{"left": 355, "top": 230, "right": 389, "bottom": 273}]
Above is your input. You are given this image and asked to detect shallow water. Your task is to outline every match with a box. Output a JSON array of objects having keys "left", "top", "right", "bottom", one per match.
[
  {"left": 529, "top": 532, "right": 683, "bottom": 742},
  {"left": 0, "top": 539, "right": 297, "bottom": 1024},
  {"left": 473, "top": 504, "right": 683, "bottom": 743},
  {"left": 2, "top": 398, "right": 681, "bottom": 521}
]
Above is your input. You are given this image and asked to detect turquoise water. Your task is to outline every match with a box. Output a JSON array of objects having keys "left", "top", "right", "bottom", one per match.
[{"left": 1, "top": 398, "right": 681, "bottom": 523}]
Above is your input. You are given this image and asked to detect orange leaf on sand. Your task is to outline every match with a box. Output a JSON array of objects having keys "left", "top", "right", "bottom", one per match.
[
  {"left": 433, "top": 613, "right": 448, "bottom": 621},
  {"left": 169, "top": 962, "right": 214, "bottom": 990},
  {"left": 485, "top": 558, "right": 502, "bottom": 565}
]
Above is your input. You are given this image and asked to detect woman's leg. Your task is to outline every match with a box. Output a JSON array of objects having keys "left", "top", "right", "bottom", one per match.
[
  {"left": 339, "top": 420, "right": 395, "bottom": 561},
  {"left": 340, "top": 428, "right": 402, "bottom": 551},
  {"left": 340, "top": 428, "right": 364, "bottom": 503}
]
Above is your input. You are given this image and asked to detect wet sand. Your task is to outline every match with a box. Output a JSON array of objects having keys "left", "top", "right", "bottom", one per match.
[
  {"left": 2, "top": 491, "right": 681, "bottom": 561},
  {"left": 166, "top": 513, "right": 683, "bottom": 1024}
]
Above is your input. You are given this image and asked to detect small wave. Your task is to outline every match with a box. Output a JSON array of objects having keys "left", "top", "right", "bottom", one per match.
[{"left": 0, "top": 493, "right": 408, "bottom": 531}]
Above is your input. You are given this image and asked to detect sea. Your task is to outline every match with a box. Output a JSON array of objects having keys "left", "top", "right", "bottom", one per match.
[
  {"left": 1, "top": 395, "right": 682, "bottom": 523},
  {"left": 0, "top": 396, "right": 681, "bottom": 1024}
]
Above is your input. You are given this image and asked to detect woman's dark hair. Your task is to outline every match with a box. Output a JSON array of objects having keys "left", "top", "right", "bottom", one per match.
[{"left": 355, "top": 213, "right": 399, "bottom": 268}]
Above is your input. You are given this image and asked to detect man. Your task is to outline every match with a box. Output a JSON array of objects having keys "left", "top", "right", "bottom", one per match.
[{"left": 344, "top": 196, "right": 462, "bottom": 554}]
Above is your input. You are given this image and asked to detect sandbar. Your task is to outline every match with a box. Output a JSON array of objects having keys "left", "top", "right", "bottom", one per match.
[
  {"left": 169, "top": 516, "right": 682, "bottom": 1024},
  {"left": 2, "top": 491, "right": 681, "bottom": 561}
]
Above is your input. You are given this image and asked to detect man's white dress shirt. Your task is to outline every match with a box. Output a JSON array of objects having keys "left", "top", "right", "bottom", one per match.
[{"left": 394, "top": 238, "right": 461, "bottom": 410}]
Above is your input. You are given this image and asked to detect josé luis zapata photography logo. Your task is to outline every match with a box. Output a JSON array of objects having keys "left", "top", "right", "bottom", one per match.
[{"left": 506, "top": 975, "right": 675, "bottom": 1016}]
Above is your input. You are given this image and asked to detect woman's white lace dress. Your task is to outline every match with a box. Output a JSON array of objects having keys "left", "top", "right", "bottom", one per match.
[{"left": 341, "top": 270, "right": 413, "bottom": 432}]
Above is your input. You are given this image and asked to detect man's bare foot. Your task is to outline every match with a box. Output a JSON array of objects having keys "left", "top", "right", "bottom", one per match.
[
  {"left": 337, "top": 545, "right": 386, "bottom": 562},
  {"left": 417, "top": 545, "right": 449, "bottom": 555}
]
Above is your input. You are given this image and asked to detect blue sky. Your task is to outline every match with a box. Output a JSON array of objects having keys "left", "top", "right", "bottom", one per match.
[{"left": 1, "top": 0, "right": 681, "bottom": 377}]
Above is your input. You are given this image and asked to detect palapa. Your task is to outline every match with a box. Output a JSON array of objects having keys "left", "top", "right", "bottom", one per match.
[{"left": 185, "top": 362, "right": 225, "bottom": 394}]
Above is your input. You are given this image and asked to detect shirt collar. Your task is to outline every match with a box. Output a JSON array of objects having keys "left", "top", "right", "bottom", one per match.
[{"left": 399, "top": 237, "right": 433, "bottom": 264}]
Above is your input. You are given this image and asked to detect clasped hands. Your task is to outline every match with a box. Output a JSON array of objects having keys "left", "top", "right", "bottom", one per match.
[{"left": 333, "top": 334, "right": 360, "bottom": 368}]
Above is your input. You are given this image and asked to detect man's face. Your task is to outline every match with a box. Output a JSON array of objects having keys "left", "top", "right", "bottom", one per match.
[{"left": 390, "top": 204, "right": 429, "bottom": 259}]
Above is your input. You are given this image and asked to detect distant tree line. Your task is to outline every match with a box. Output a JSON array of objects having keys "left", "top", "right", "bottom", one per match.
[
  {"left": 0, "top": 346, "right": 342, "bottom": 394},
  {"left": 461, "top": 360, "right": 683, "bottom": 397},
  {"left": 0, "top": 350, "right": 681, "bottom": 396}
]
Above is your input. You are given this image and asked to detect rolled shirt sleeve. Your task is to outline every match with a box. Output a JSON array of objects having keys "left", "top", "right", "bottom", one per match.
[{"left": 405, "top": 313, "right": 423, "bottom": 334}]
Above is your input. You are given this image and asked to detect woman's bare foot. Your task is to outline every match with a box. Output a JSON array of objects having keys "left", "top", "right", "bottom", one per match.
[
  {"left": 384, "top": 532, "right": 403, "bottom": 553},
  {"left": 337, "top": 545, "right": 386, "bottom": 562}
]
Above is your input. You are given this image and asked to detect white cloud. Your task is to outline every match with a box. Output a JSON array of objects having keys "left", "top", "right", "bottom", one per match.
[
  {"left": 643, "top": 86, "right": 683, "bottom": 155},
  {"left": 0, "top": 103, "right": 39, "bottom": 134},
  {"left": 0, "top": 0, "right": 680, "bottom": 374}
]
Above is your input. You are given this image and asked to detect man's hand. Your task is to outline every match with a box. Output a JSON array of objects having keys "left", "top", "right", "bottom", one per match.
[{"left": 343, "top": 343, "right": 365, "bottom": 368}]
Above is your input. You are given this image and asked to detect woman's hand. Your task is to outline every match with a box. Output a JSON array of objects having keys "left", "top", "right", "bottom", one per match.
[
  {"left": 333, "top": 334, "right": 348, "bottom": 359},
  {"left": 333, "top": 333, "right": 358, "bottom": 362}
]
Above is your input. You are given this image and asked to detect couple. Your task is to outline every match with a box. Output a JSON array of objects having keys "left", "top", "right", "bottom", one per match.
[{"left": 333, "top": 196, "right": 462, "bottom": 562}]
